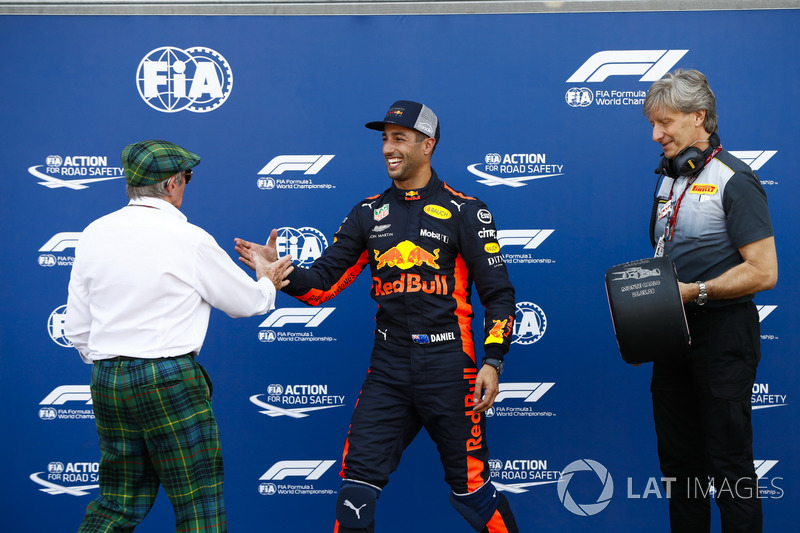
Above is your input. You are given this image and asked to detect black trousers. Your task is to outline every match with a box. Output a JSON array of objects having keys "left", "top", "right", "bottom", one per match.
[
  {"left": 333, "top": 347, "right": 518, "bottom": 533},
  {"left": 340, "top": 347, "right": 491, "bottom": 493},
  {"left": 651, "top": 301, "right": 762, "bottom": 533}
]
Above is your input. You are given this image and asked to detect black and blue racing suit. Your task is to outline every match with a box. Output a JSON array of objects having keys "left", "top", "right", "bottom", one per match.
[{"left": 283, "top": 170, "right": 517, "bottom": 533}]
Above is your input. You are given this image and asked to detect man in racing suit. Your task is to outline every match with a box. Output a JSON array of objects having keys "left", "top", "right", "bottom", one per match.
[{"left": 236, "top": 100, "right": 518, "bottom": 533}]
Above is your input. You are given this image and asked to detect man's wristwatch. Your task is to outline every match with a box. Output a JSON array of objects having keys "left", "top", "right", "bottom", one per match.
[
  {"left": 482, "top": 357, "right": 504, "bottom": 375},
  {"left": 695, "top": 281, "right": 708, "bottom": 306}
]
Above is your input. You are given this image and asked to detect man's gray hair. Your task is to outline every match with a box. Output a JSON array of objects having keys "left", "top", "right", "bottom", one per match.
[
  {"left": 127, "top": 171, "right": 185, "bottom": 200},
  {"left": 643, "top": 69, "right": 718, "bottom": 133}
]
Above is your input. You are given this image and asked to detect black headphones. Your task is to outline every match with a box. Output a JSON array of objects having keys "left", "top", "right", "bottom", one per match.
[
  {"left": 649, "top": 131, "right": 721, "bottom": 248},
  {"left": 655, "top": 131, "right": 721, "bottom": 178}
]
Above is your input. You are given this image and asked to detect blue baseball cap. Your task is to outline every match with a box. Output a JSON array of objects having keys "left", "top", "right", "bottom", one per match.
[{"left": 365, "top": 100, "right": 440, "bottom": 143}]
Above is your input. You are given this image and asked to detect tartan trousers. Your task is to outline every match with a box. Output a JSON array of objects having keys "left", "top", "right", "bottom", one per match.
[{"left": 78, "top": 354, "right": 227, "bottom": 532}]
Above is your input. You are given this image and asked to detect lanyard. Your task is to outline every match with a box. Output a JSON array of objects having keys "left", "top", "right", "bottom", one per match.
[{"left": 662, "top": 145, "right": 722, "bottom": 242}]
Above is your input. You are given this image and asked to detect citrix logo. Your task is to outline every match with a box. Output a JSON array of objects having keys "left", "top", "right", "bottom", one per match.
[
  {"left": 137, "top": 46, "right": 233, "bottom": 113},
  {"left": 259, "top": 460, "right": 336, "bottom": 481},
  {"left": 567, "top": 50, "right": 688, "bottom": 83}
]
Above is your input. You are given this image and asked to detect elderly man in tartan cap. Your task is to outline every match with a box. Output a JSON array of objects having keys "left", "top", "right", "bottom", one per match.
[{"left": 65, "top": 140, "right": 293, "bottom": 532}]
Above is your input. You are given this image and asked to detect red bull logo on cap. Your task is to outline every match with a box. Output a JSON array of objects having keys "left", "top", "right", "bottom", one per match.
[{"left": 374, "top": 240, "right": 440, "bottom": 270}]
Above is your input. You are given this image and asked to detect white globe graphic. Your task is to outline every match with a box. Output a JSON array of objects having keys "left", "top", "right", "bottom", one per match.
[
  {"left": 565, "top": 87, "right": 593, "bottom": 108},
  {"left": 512, "top": 302, "right": 547, "bottom": 345},
  {"left": 275, "top": 227, "right": 328, "bottom": 268},
  {"left": 485, "top": 153, "right": 501, "bottom": 165},
  {"left": 137, "top": 46, "right": 233, "bottom": 113},
  {"left": 137, "top": 47, "right": 196, "bottom": 112},
  {"left": 48, "top": 305, "right": 73, "bottom": 348}
]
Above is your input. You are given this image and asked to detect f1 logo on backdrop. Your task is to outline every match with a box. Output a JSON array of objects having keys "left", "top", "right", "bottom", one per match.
[
  {"left": 567, "top": 50, "right": 688, "bottom": 83},
  {"left": 258, "top": 308, "right": 335, "bottom": 328},
  {"left": 566, "top": 50, "right": 687, "bottom": 108},
  {"left": 257, "top": 308, "right": 338, "bottom": 343},
  {"left": 495, "top": 383, "right": 555, "bottom": 404},
  {"left": 38, "top": 232, "right": 81, "bottom": 268},
  {"left": 730, "top": 151, "right": 780, "bottom": 188},
  {"left": 757, "top": 305, "right": 777, "bottom": 322},
  {"left": 256, "top": 156, "right": 338, "bottom": 191},
  {"left": 41, "top": 386, "right": 92, "bottom": 406},
  {"left": 497, "top": 230, "right": 553, "bottom": 250},
  {"left": 40, "top": 233, "right": 80, "bottom": 253},
  {"left": 486, "top": 383, "right": 557, "bottom": 418},
  {"left": 39, "top": 386, "right": 95, "bottom": 422},
  {"left": 730, "top": 151, "right": 777, "bottom": 171},
  {"left": 259, "top": 156, "right": 335, "bottom": 176},
  {"left": 496, "top": 230, "right": 557, "bottom": 266},
  {"left": 137, "top": 46, "right": 233, "bottom": 113},
  {"left": 259, "top": 460, "right": 336, "bottom": 481}
]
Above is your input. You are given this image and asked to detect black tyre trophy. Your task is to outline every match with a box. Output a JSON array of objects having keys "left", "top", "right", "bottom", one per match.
[{"left": 605, "top": 256, "right": 691, "bottom": 364}]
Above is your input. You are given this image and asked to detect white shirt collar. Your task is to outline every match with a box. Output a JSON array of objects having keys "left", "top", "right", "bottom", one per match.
[{"left": 127, "top": 196, "right": 187, "bottom": 222}]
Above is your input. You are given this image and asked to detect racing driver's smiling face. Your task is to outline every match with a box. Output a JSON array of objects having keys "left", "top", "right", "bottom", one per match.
[{"left": 382, "top": 124, "right": 434, "bottom": 189}]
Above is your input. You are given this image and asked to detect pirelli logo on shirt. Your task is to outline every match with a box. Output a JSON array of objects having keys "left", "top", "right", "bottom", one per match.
[{"left": 689, "top": 183, "right": 718, "bottom": 195}]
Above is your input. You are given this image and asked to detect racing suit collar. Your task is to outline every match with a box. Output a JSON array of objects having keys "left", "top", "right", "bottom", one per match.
[{"left": 391, "top": 168, "right": 440, "bottom": 201}]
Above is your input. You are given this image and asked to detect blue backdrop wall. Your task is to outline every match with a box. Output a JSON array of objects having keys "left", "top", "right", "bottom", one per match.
[{"left": 1, "top": 9, "right": 797, "bottom": 532}]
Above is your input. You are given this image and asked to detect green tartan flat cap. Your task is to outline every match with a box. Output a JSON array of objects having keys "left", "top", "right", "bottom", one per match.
[{"left": 121, "top": 140, "right": 201, "bottom": 187}]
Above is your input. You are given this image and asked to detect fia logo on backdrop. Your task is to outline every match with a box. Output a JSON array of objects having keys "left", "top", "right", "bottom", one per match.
[
  {"left": 512, "top": 302, "right": 547, "bottom": 345},
  {"left": 48, "top": 305, "right": 72, "bottom": 348},
  {"left": 137, "top": 46, "right": 233, "bottom": 113}
]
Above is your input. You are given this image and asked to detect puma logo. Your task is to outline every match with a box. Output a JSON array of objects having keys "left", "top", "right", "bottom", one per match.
[
  {"left": 450, "top": 200, "right": 465, "bottom": 212},
  {"left": 343, "top": 500, "right": 367, "bottom": 519}
]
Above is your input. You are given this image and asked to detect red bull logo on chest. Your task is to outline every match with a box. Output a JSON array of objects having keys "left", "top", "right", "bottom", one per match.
[
  {"left": 374, "top": 240, "right": 440, "bottom": 270},
  {"left": 373, "top": 273, "right": 449, "bottom": 296}
]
